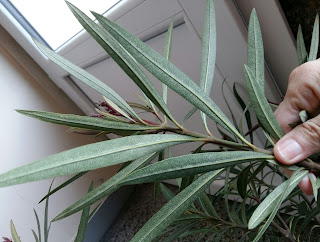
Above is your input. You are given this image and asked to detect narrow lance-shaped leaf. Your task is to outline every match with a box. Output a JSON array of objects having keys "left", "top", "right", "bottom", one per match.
[
  {"left": 160, "top": 182, "right": 175, "bottom": 201},
  {"left": 308, "top": 173, "right": 318, "bottom": 201},
  {"left": 53, "top": 153, "right": 158, "bottom": 221},
  {"left": 31, "top": 230, "right": 39, "bottom": 242},
  {"left": 33, "top": 39, "right": 141, "bottom": 123},
  {"left": 163, "top": 18, "right": 174, "bottom": 104},
  {"left": 65, "top": 2, "right": 180, "bottom": 127},
  {"left": 200, "top": 0, "right": 217, "bottom": 135},
  {"left": 39, "top": 171, "right": 88, "bottom": 203},
  {"left": 16, "top": 110, "right": 161, "bottom": 133},
  {"left": 91, "top": 11, "right": 250, "bottom": 145},
  {"left": 33, "top": 209, "right": 41, "bottom": 242},
  {"left": 247, "top": 9, "right": 265, "bottom": 90},
  {"left": 74, "top": 182, "right": 94, "bottom": 242},
  {"left": 244, "top": 65, "right": 283, "bottom": 140},
  {"left": 130, "top": 169, "right": 224, "bottom": 242},
  {"left": 309, "top": 13, "right": 319, "bottom": 61},
  {"left": 251, "top": 169, "right": 307, "bottom": 242},
  {"left": 297, "top": 206, "right": 320, "bottom": 235},
  {"left": 237, "top": 164, "right": 253, "bottom": 199},
  {"left": 10, "top": 220, "right": 21, "bottom": 242},
  {"left": 122, "top": 151, "right": 274, "bottom": 185},
  {"left": 297, "top": 25, "right": 308, "bottom": 65},
  {"left": 252, "top": 176, "right": 292, "bottom": 242},
  {"left": 0, "top": 134, "right": 196, "bottom": 187},
  {"left": 200, "top": 0, "right": 216, "bottom": 96},
  {"left": 233, "top": 83, "right": 253, "bottom": 141},
  {"left": 44, "top": 181, "right": 53, "bottom": 242},
  {"left": 248, "top": 169, "right": 308, "bottom": 229}
]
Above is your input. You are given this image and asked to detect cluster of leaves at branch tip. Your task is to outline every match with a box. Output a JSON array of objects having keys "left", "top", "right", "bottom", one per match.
[{"left": 3, "top": 0, "right": 320, "bottom": 241}]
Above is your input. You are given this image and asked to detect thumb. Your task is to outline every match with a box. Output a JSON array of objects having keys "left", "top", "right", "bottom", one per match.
[{"left": 274, "top": 115, "right": 320, "bottom": 165}]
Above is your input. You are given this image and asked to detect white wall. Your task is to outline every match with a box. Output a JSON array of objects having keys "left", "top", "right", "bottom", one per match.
[{"left": 0, "top": 31, "right": 118, "bottom": 241}]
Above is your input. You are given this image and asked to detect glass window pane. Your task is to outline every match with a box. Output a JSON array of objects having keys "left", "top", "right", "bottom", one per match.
[{"left": 9, "top": 0, "right": 121, "bottom": 50}]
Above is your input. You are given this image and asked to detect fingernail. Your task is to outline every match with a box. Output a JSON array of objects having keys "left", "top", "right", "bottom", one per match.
[{"left": 278, "top": 139, "right": 302, "bottom": 163}]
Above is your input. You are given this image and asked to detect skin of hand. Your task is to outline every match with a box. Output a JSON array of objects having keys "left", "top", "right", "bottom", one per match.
[{"left": 274, "top": 59, "right": 320, "bottom": 195}]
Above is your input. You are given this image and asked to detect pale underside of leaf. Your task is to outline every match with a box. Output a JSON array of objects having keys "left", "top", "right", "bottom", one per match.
[
  {"left": 0, "top": 134, "right": 196, "bottom": 187},
  {"left": 247, "top": 9, "right": 265, "bottom": 90},
  {"left": 54, "top": 153, "right": 157, "bottom": 221},
  {"left": 297, "top": 25, "right": 308, "bottom": 65},
  {"left": 66, "top": 2, "right": 178, "bottom": 126},
  {"left": 248, "top": 169, "right": 308, "bottom": 229},
  {"left": 33, "top": 39, "right": 141, "bottom": 123},
  {"left": 91, "top": 11, "right": 249, "bottom": 144},
  {"left": 309, "top": 13, "right": 319, "bottom": 61},
  {"left": 244, "top": 65, "right": 283, "bottom": 140},
  {"left": 163, "top": 18, "right": 174, "bottom": 104},
  {"left": 10, "top": 220, "right": 21, "bottom": 242},
  {"left": 122, "top": 151, "right": 273, "bottom": 185},
  {"left": 16, "top": 110, "right": 159, "bottom": 132}
]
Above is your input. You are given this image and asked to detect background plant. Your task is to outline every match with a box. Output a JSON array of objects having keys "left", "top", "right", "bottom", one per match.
[{"left": 2, "top": 1, "right": 320, "bottom": 241}]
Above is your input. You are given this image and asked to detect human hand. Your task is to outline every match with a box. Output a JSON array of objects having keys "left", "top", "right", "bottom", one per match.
[{"left": 274, "top": 59, "right": 320, "bottom": 195}]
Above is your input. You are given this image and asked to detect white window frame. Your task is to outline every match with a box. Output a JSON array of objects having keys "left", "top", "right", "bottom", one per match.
[{"left": 0, "top": 0, "right": 296, "bottom": 113}]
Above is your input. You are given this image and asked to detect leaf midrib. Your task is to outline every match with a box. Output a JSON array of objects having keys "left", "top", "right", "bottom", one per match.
[
  {"left": 136, "top": 170, "right": 222, "bottom": 241},
  {"left": 1, "top": 137, "right": 195, "bottom": 184},
  {"left": 102, "top": 18, "right": 239, "bottom": 137},
  {"left": 249, "top": 171, "right": 306, "bottom": 227},
  {"left": 127, "top": 154, "right": 273, "bottom": 182}
]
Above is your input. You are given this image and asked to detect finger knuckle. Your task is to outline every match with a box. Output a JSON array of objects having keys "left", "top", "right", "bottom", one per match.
[{"left": 301, "top": 120, "right": 320, "bottom": 145}]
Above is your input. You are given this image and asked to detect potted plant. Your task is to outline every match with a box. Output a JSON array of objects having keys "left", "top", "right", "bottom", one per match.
[{"left": 2, "top": 1, "right": 320, "bottom": 241}]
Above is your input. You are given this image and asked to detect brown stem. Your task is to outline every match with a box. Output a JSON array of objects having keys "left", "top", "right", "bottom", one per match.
[
  {"left": 271, "top": 221, "right": 296, "bottom": 242},
  {"left": 299, "top": 159, "right": 320, "bottom": 172}
]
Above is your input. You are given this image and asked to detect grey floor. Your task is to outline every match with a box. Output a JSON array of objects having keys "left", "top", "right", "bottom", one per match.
[{"left": 101, "top": 183, "right": 172, "bottom": 242}]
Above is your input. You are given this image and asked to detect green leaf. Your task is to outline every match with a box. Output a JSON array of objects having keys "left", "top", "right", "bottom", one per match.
[
  {"left": 307, "top": 225, "right": 320, "bottom": 242},
  {"left": 180, "top": 175, "right": 195, "bottom": 192},
  {"left": 0, "top": 134, "right": 195, "bottom": 187},
  {"left": 39, "top": 171, "right": 87, "bottom": 203},
  {"left": 199, "top": 0, "right": 216, "bottom": 135},
  {"left": 233, "top": 83, "right": 253, "bottom": 141},
  {"left": 297, "top": 206, "right": 320, "bottom": 235},
  {"left": 163, "top": 221, "right": 198, "bottom": 242},
  {"left": 198, "top": 192, "right": 220, "bottom": 219},
  {"left": 308, "top": 173, "right": 318, "bottom": 201},
  {"left": 244, "top": 65, "right": 283, "bottom": 140},
  {"left": 237, "top": 164, "right": 253, "bottom": 199},
  {"left": 53, "top": 153, "right": 157, "bottom": 221},
  {"left": 91, "top": 11, "right": 249, "bottom": 144},
  {"left": 33, "top": 39, "right": 141, "bottom": 124},
  {"left": 182, "top": 107, "right": 198, "bottom": 125},
  {"left": 248, "top": 169, "right": 308, "bottom": 229},
  {"left": 163, "top": 18, "right": 174, "bottom": 104},
  {"left": 65, "top": 2, "right": 179, "bottom": 127},
  {"left": 74, "top": 182, "right": 94, "bottom": 242},
  {"left": 130, "top": 169, "right": 224, "bottom": 242},
  {"left": 251, "top": 170, "right": 306, "bottom": 242},
  {"left": 297, "top": 25, "right": 308, "bottom": 65},
  {"left": 200, "top": 0, "right": 216, "bottom": 96},
  {"left": 33, "top": 209, "right": 41, "bottom": 242},
  {"left": 154, "top": 151, "right": 165, "bottom": 199},
  {"left": 122, "top": 151, "right": 273, "bottom": 185},
  {"left": 16, "top": 110, "right": 160, "bottom": 133},
  {"left": 31, "top": 229, "right": 39, "bottom": 242},
  {"left": 309, "top": 13, "right": 319, "bottom": 61},
  {"left": 10, "top": 220, "right": 21, "bottom": 242},
  {"left": 160, "top": 182, "right": 175, "bottom": 201},
  {"left": 247, "top": 9, "right": 265, "bottom": 90},
  {"left": 44, "top": 181, "right": 53, "bottom": 242}
]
